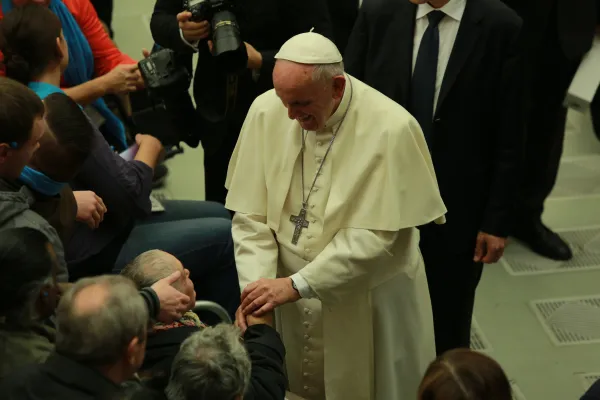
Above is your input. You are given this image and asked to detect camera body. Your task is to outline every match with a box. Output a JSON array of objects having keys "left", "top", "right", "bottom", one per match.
[
  {"left": 183, "top": 0, "right": 248, "bottom": 74},
  {"left": 185, "top": 0, "right": 229, "bottom": 22},
  {"left": 131, "top": 49, "right": 200, "bottom": 148}
]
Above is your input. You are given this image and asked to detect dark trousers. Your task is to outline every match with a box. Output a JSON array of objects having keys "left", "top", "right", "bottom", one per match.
[
  {"left": 517, "top": 11, "right": 581, "bottom": 223},
  {"left": 202, "top": 116, "right": 245, "bottom": 205},
  {"left": 114, "top": 200, "right": 241, "bottom": 323},
  {"left": 420, "top": 226, "right": 483, "bottom": 356}
]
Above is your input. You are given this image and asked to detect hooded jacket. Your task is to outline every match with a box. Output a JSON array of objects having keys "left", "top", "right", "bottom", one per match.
[{"left": 0, "top": 179, "right": 68, "bottom": 282}]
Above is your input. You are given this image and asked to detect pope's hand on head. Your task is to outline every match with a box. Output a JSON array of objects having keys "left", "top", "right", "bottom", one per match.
[
  {"left": 240, "top": 278, "right": 300, "bottom": 317},
  {"left": 177, "top": 11, "right": 210, "bottom": 42}
]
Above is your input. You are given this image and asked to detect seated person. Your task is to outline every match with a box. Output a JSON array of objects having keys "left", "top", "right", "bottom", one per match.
[
  {"left": 418, "top": 349, "right": 512, "bottom": 400},
  {"left": 0, "top": 4, "right": 240, "bottom": 321},
  {"left": 0, "top": 0, "right": 143, "bottom": 150},
  {"left": 0, "top": 228, "right": 192, "bottom": 382},
  {"left": 121, "top": 249, "right": 203, "bottom": 386},
  {"left": 0, "top": 227, "right": 60, "bottom": 381},
  {"left": 23, "top": 92, "right": 95, "bottom": 247},
  {"left": 165, "top": 323, "right": 287, "bottom": 400},
  {"left": 123, "top": 250, "right": 286, "bottom": 400},
  {"left": 0, "top": 76, "right": 68, "bottom": 280},
  {"left": 0, "top": 275, "right": 148, "bottom": 399}
]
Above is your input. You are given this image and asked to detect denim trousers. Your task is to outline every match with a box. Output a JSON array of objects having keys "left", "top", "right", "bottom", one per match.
[{"left": 114, "top": 200, "right": 240, "bottom": 323}]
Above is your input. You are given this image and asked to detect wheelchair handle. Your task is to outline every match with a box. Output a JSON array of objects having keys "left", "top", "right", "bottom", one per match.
[{"left": 192, "top": 301, "right": 232, "bottom": 324}]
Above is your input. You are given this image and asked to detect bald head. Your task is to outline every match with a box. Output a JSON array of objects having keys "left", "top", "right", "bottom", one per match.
[
  {"left": 122, "top": 250, "right": 184, "bottom": 292},
  {"left": 55, "top": 275, "right": 148, "bottom": 366},
  {"left": 71, "top": 282, "right": 110, "bottom": 316}
]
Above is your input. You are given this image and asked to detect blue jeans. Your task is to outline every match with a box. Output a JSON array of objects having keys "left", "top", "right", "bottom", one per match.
[{"left": 114, "top": 200, "right": 240, "bottom": 323}]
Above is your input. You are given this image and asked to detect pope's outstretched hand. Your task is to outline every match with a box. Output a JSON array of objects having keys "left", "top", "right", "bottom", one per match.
[{"left": 240, "top": 277, "right": 301, "bottom": 317}]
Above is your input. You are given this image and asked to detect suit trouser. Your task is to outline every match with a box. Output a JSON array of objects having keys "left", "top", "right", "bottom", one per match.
[
  {"left": 517, "top": 12, "right": 581, "bottom": 222},
  {"left": 420, "top": 226, "right": 483, "bottom": 356}
]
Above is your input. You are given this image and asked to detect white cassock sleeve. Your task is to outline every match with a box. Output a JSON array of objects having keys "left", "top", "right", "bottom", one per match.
[
  {"left": 232, "top": 212, "right": 280, "bottom": 291},
  {"left": 298, "top": 228, "right": 399, "bottom": 305}
]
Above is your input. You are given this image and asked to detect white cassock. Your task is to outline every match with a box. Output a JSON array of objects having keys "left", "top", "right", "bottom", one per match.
[{"left": 226, "top": 47, "right": 446, "bottom": 400}]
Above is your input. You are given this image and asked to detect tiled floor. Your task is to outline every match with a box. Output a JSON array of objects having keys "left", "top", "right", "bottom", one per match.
[{"left": 113, "top": 2, "right": 600, "bottom": 399}]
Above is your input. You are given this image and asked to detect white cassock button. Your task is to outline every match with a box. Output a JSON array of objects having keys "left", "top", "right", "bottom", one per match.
[
  {"left": 304, "top": 335, "right": 310, "bottom": 340},
  {"left": 312, "top": 219, "right": 317, "bottom": 223},
  {"left": 304, "top": 322, "right": 310, "bottom": 327},
  {"left": 304, "top": 386, "right": 309, "bottom": 390},
  {"left": 310, "top": 204, "right": 315, "bottom": 209},
  {"left": 304, "top": 372, "right": 309, "bottom": 377},
  {"left": 307, "top": 234, "right": 313, "bottom": 239},
  {"left": 304, "top": 346, "right": 309, "bottom": 351},
  {"left": 306, "top": 249, "right": 311, "bottom": 254},
  {"left": 317, "top": 141, "right": 322, "bottom": 146},
  {"left": 316, "top": 158, "right": 322, "bottom": 163},
  {"left": 304, "top": 308, "right": 310, "bottom": 313},
  {"left": 304, "top": 359, "right": 309, "bottom": 363},
  {"left": 314, "top": 188, "right": 319, "bottom": 192}
]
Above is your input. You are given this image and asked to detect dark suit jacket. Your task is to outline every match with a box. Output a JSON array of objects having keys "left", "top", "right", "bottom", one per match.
[
  {"left": 150, "top": 0, "right": 333, "bottom": 129},
  {"left": 326, "top": 0, "right": 360, "bottom": 53},
  {"left": 501, "top": 0, "right": 598, "bottom": 60},
  {"left": 345, "top": 0, "right": 524, "bottom": 251}
]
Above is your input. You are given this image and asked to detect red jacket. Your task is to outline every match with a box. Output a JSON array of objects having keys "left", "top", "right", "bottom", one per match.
[{"left": 0, "top": 0, "right": 135, "bottom": 82}]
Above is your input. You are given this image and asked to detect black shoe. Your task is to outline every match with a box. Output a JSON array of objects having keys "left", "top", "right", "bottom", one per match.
[
  {"left": 512, "top": 221, "right": 573, "bottom": 261},
  {"left": 152, "top": 164, "right": 169, "bottom": 189}
]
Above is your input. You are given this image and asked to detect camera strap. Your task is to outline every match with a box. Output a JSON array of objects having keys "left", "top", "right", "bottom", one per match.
[{"left": 225, "top": 74, "right": 239, "bottom": 117}]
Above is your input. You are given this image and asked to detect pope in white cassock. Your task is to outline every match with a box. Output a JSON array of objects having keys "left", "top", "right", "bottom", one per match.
[{"left": 225, "top": 31, "right": 447, "bottom": 400}]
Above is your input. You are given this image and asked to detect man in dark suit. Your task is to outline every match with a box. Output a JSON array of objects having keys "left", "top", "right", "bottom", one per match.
[
  {"left": 501, "top": 0, "right": 599, "bottom": 261},
  {"left": 326, "top": 0, "right": 360, "bottom": 52},
  {"left": 345, "top": 0, "right": 523, "bottom": 355},
  {"left": 150, "top": 0, "right": 332, "bottom": 204}
]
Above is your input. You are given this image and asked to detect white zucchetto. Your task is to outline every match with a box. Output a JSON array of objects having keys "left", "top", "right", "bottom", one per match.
[{"left": 275, "top": 30, "right": 343, "bottom": 65}]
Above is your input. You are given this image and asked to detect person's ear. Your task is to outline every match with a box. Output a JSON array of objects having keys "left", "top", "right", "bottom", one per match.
[
  {"left": 126, "top": 336, "right": 146, "bottom": 367},
  {"left": 332, "top": 76, "right": 346, "bottom": 101},
  {"left": 0, "top": 144, "right": 11, "bottom": 164},
  {"left": 35, "top": 283, "right": 59, "bottom": 319},
  {"left": 56, "top": 36, "right": 66, "bottom": 61}
]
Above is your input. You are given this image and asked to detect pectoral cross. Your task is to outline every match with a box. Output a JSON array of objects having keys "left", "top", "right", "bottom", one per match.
[{"left": 290, "top": 206, "right": 310, "bottom": 245}]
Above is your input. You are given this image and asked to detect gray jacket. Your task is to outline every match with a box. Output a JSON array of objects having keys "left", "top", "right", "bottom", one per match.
[{"left": 0, "top": 179, "right": 68, "bottom": 282}]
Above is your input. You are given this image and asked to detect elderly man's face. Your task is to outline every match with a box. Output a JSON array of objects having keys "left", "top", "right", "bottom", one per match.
[
  {"left": 273, "top": 61, "right": 344, "bottom": 132},
  {"left": 172, "top": 257, "right": 196, "bottom": 310}
]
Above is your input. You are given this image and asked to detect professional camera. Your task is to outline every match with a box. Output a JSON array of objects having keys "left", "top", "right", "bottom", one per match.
[
  {"left": 184, "top": 0, "right": 248, "bottom": 74},
  {"left": 130, "top": 48, "right": 201, "bottom": 148}
]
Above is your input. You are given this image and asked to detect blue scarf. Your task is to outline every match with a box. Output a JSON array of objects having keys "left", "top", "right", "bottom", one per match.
[
  {"left": 2, "top": 0, "right": 127, "bottom": 150},
  {"left": 28, "top": 81, "right": 66, "bottom": 99},
  {"left": 19, "top": 166, "right": 66, "bottom": 197}
]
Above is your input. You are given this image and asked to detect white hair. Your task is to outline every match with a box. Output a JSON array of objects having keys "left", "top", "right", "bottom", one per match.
[{"left": 312, "top": 61, "right": 345, "bottom": 82}]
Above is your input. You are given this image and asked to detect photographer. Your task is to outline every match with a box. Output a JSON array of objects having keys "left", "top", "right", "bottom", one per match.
[{"left": 150, "top": 0, "right": 333, "bottom": 204}]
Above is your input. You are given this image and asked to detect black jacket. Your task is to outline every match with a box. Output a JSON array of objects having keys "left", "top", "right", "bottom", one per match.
[
  {"left": 150, "top": 0, "right": 333, "bottom": 130},
  {"left": 501, "top": 0, "right": 598, "bottom": 60},
  {"left": 346, "top": 0, "right": 524, "bottom": 251},
  {"left": 326, "top": 0, "right": 359, "bottom": 53},
  {"left": 0, "top": 353, "right": 121, "bottom": 400}
]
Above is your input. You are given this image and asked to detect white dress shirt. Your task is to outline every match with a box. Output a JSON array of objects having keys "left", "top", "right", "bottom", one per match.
[{"left": 412, "top": 0, "right": 466, "bottom": 113}]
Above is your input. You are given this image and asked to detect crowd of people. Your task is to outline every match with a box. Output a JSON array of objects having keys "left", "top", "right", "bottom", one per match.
[{"left": 0, "top": 0, "right": 598, "bottom": 399}]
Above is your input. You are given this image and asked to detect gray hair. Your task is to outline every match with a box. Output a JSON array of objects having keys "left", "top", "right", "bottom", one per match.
[
  {"left": 165, "top": 324, "right": 251, "bottom": 400},
  {"left": 55, "top": 275, "right": 148, "bottom": 366},
  {"left": 121, "top": 250, "right": 182, "bottom": 292},
  {"left": 312, "top": 61, "right": 345, "bottom": 82}
]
